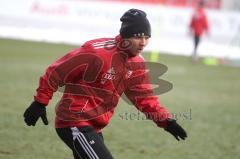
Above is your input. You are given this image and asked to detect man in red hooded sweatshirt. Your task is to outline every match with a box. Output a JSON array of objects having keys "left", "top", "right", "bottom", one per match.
[
  {"left": 189, "top": 0, "right": 209, "bottom": 62},
  {"left": 24, "top": 9, "right": 187, "bottom": 159}
]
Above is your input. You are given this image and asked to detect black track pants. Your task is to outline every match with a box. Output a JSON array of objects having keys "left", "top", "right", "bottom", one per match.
[{"left": 56, "top": 126, "right": 114, "bottom": 159}]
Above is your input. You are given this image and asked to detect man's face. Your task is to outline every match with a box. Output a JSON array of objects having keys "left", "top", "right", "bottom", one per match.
[{"left": 126, "top": 36, "right": 150, "bottom": 57}]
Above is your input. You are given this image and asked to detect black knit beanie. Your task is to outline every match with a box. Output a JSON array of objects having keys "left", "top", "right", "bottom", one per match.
[{"left": 120, "top": 9, "right": 151, "bottom": 38}]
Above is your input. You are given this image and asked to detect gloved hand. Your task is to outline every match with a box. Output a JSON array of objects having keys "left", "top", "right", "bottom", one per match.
[
  {"left": 164, "top": 119, "right": 187, "bottom": 141},
  {"left": 23, "top": 101, "right": 48, "bottom": 126}
]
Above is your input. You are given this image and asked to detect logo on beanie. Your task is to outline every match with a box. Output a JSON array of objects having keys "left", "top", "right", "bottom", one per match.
[{"left": 134, "top": 33, "right": 146, "bottom": 37}]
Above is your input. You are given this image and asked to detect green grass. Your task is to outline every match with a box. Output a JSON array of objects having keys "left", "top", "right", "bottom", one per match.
[{"left": 0, "top": 38, "right": 240, "bottom": 159}]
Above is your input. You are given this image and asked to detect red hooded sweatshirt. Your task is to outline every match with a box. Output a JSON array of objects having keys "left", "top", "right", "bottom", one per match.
[
  {"left": 190, "top": 7, "right": 209, "bottom": 36},
  {"left": 34, "top": 35, "right": 171, "bottom": 132}
]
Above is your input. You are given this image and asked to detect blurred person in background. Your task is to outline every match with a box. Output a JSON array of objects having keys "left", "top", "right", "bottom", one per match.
[
  {"left": 189, "top": 0, "right": 209, "bottom": 62},
  {"left": 23, "top": 9, "right": 187, "bottom": 159}
]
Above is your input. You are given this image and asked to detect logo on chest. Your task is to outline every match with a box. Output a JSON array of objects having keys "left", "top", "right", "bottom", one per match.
[
  {"left": 101, "top": 67, "right": 116, "bottom": 84},
  {"left": 126, "top": 70, "right": 133, "bottom": 79}
]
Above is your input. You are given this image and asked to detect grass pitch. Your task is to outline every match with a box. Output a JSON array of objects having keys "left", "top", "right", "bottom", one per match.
[{"left": 0, "top": 38, "right": 240, "bottom": 159}]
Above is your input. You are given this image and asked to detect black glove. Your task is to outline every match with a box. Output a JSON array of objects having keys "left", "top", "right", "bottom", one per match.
[
  {"left": 164, "top": 119, "right": 187, "bottom": 141},
  {"left": 23, "top": 101, "right": 48, "bottom": 126}
]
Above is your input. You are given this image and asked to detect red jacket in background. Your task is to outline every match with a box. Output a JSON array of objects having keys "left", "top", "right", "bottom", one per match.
[
  {"left": 34, "top": 35, "right": 171, "bottom": 132},
  {"left": 190, "top": 8, "right": 209, "bottom": 36}
]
